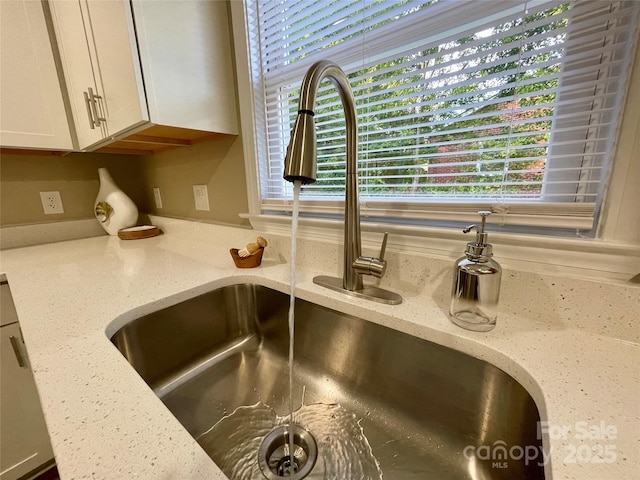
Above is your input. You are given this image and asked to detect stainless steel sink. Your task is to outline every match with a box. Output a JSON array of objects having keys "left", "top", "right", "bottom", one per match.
[{"left": 110, "top": 284, "right": 545, "bottom": 479}]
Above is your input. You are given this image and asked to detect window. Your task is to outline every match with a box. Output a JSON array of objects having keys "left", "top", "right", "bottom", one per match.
[{"left": 246, "top": 0, "right": 639, "bottom": 232}]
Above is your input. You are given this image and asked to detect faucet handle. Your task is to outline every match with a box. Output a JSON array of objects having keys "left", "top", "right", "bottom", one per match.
[
  {"left": 379, "top": 232, "right": 388, "bottom": 262},
  {"left": 353, "top": 232, "right": 388, "bottom": 279}
]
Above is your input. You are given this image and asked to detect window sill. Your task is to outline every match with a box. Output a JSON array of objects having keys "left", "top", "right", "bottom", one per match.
[{"left": 241, "top": 213, "right": 640, "bottom": 284}]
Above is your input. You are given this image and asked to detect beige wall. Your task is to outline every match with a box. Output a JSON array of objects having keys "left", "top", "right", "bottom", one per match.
[
  {"left": 137, "top": 134, "right": 250, "bottom": 228},
  {"left": 0, "top": 133, "right": 250, "bottom": 228},
  {"left": 0, "top": 152, "right": 146, "bottom": 226}
]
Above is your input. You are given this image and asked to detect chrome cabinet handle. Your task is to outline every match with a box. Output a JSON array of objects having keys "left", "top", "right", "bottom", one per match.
[
  {"left": 84, "top": 90, "right": 96, "bottom": 129},
  {"left": 88, "top": 87, "right": 106, "bottom": 125},
  {"left": 9, "top": 335, "right": 26, "bottom": 368},
  {"left": 84, "top": 87, "right": 106, "bottom": 129}
]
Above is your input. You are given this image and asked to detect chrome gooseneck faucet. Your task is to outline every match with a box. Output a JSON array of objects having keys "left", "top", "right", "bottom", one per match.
[{"left": 284, "top": 60, "right": 402, "bottom": 305}]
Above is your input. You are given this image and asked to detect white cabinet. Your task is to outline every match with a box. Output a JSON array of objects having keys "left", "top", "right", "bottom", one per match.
[
  {"left": 48, "top": 0, "right": 147, "bottom": 150},
  {"left": 0, "top": 1, "right": 73, "bottom": 151},
  {"left": 0, "top": 283, "right": 55, "bottom": 480},
  {"left": 49, "top": 0, "right": 239, "bottom": 153},
  {"left": 132, "top": 0, "right": 239, "bottom": 135}
]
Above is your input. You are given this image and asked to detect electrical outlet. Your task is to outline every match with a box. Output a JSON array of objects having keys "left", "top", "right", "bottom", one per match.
[
  {"left": 39, "top": 191, "right": 64, "bottom": 214},
  {"left": 153, "top": 187, "right": 163, "bottom": 209},
  {"left": 193, "top": 185, "right": 210, "bottom": 211}
]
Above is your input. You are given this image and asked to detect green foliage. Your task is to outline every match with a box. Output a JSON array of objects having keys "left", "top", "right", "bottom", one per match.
[{"left": 282, "top": 2, "right": 571, "bottom": 199}]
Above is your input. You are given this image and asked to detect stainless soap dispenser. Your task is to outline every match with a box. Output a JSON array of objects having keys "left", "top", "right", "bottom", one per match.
[{"left": 450, "top": 211, "right": 502, "bottom": 331}]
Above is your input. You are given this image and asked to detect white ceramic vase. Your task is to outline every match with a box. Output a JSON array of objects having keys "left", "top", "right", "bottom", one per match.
[{"left": 94, "top": 167, "right": 138, "bottom": 236}]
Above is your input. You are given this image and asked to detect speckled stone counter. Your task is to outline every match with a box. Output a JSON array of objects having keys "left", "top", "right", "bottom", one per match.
[{"left": 0, "top": 217, "right": 638, "bottom": 480}]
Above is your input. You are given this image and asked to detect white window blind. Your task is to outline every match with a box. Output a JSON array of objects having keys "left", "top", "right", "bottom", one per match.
[{"left": 246, "top": 0, "right": 639, "bottom": 230}]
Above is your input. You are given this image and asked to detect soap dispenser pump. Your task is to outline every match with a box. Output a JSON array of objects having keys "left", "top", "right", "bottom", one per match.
[{"left": 449, "top": 211, "right": 502, "bottom": 331}]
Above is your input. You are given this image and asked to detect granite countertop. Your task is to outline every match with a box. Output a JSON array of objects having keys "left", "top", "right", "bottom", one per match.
[{"left": 0, "top": 217, "right": 637, "bottom": 480}]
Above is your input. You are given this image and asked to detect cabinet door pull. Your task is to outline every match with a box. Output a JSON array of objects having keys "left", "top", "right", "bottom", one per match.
[
  {"left": 9, "top": 335, "right": 26, "bottom": 368},
  {"left": 84, "top": 88, "right": 106, "bottom": 129},
  {"left": 84, "top": 90, "right": 97, "bottom": 129},
  {"left": 88, "top": 87, "right": 106, "bottom": 126}
]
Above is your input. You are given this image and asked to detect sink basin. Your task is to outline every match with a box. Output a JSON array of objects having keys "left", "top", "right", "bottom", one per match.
[{"left": 110, "top": 284, "right": 545, "bottom": 479}]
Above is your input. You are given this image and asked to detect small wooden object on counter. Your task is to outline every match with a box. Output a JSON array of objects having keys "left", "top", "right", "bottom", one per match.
[
  {"left": 231, "top": 236, "right": 268, "bottom": 268},
  {"left": 230, "top": 247, "right": 264, "bottom": 268},
  {"left": 117, "top": 225, "right": 160, "bottom": 240},
  {"left": 238, "top": 236, "right": 268, "bottom": 257}
]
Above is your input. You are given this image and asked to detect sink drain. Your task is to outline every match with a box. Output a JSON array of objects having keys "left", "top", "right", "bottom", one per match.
[{"left": 258, "top": 425, "right": 318, "bottom": 479}]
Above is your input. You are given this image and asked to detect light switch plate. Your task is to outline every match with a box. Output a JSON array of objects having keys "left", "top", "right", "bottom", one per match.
[
  {"left": 153, "top": 187, "right": 163, "bottom": 209},
  {"left": 40, "top": 191, "right": 64, "bottom": 214},
  {"left": 193, "top": 185, "right": 210, "bottom": 211}
]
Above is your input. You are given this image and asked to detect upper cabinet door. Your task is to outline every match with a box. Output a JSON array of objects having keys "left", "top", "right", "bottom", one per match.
[
  {"left": 81, "top": 0, "right": 148, "bottom": 138},
  {"left": 47, "top": 0, "right": 104, "bottom": 149},
  {"left": 49, "top": 0, "right": 148, "bottom": 150},
  {"left": 131, "top": 0, "right": 238, "bottom": 135},
  {"left": 0, "top": 1, "right": 73, "bottom": 150}
]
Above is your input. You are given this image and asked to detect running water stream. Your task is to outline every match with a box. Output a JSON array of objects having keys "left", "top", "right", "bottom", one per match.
[{"left": 287, "top": 180, "right": 302, "bottom": 470}]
